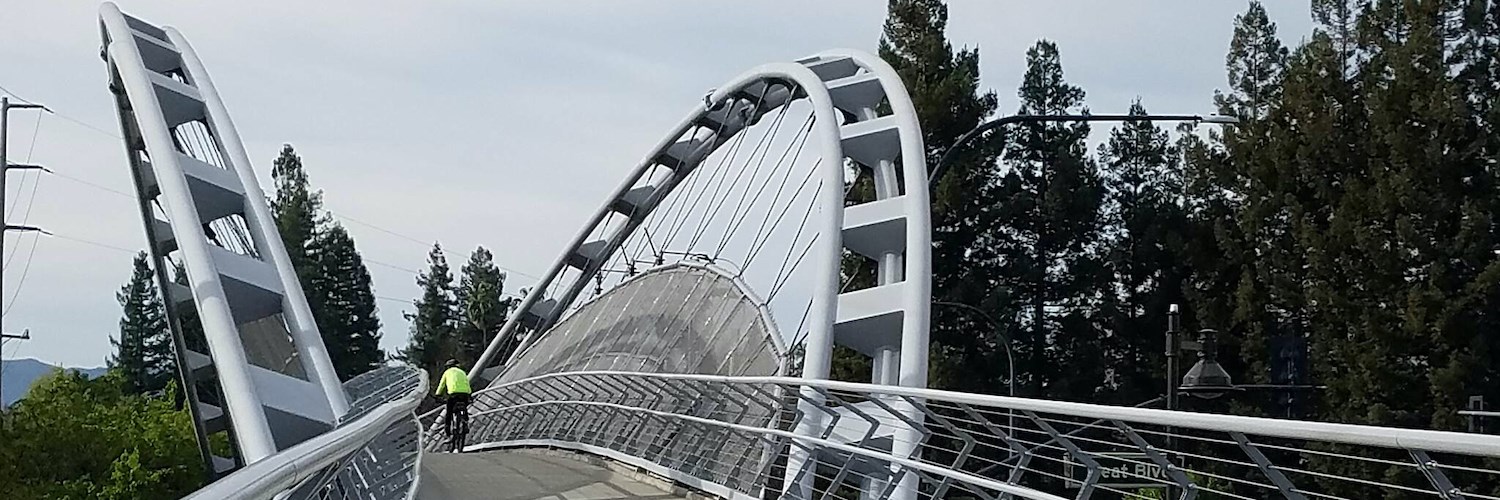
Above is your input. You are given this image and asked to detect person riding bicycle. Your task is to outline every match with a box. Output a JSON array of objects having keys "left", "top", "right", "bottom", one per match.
[{"left": 433, "top": 359, "right": 472, "bottom": 451}]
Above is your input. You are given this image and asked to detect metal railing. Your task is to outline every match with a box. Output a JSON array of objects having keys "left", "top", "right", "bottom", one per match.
[
  {"left": 439, "top": 370, "right": 1500, "bottom": 500},
  {"left": 186, "top": 366, "right": 427, "bottom": 500}
]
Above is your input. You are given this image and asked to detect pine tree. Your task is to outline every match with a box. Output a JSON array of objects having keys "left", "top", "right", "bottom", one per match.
[
  {"left": 454, "top": 246, "right": 515, "bottom": 368},
  {"left": 109, "top": 252, "right": 175, "bottom": 395},
  {"left": 309, "top": 224, "right": 383, "bottom": 379},
  {"left": 867, "top": 0, "right": 1008, "bottom": 393},
  {"left": 401, "top": 244, "right": 459, "bottom": 378},
  {"left": 270, "top": 144, "right": 323, "bottom": 282},
  {"left": 1098, "top": 100, "right": 1187, "bottom": 405},
  {"left": 170, "top": 263, "right": 208, "bottom": 355},
  {"left": 1328, "top": 0, "right": 1498, "bottom": 431},
  {"left": 994, "top": 40, "right": 1107, "bottom": 400},
  {"left": 1215, "top": 2, "right": 1289, "bottom": 121},
  {"left": 269, "top": 144, "right": 387, "bottom": 380},
  {"left": 1180, "top": 1, "right": 1291, "bottom": 396}
]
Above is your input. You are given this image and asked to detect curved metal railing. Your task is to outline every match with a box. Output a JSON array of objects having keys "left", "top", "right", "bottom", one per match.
[
  {"left": 443, "top": 370, "right": 1500, "bottom": 500},
  {"left": 186, "top": 366, "right": 427, "bottom": 500}
]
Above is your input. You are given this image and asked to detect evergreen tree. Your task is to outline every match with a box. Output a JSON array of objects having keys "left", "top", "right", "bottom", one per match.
[
  {"left": 171, "top": 263, "right": 208, "bottom": 355},
  {"left": 269, "top": 144, "right": 386, "bottom": 380},
  {"left": 270, "top": 144, "right": 323, "bottom": 282},
  {"left": 454, "top": 246, "right": 515, "bottom": 368},
  {"left": 1328, "top": 0, "right": 1498, "bottom": 431},
  {"left": 109, "top": 252, "right": 175, "bottom": 395},
  {"left": 1182, "top": 1, "right": 1291, "bottom": 396},
  {"left": 401, "top": 243, "right": 459, "bottom": 378},
  {"left": 309, "top": 224, "right": 383, "bottom": 379},
  {"left": 1215, "top": 1, "right": 1289, "bottom": 120},
  {"left": 1098, "top": 101, "right": 1187, "bottom": 405},
  {"left": 994, "top": 40, "right": 1107, "bottom": 400},
  {"left": 865, "top": 0, "right": 1008, "bottom": 393}
]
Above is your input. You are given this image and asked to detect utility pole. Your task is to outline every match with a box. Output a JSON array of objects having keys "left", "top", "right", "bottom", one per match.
[{"left": 2, "top": 96, "right": 50, "bottom": 409}]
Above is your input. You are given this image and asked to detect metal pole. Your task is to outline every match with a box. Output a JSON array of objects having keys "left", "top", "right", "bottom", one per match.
[
  {"left": 1167, "top": 304, "right": 1180, "bottom": 412},
  {"left": 1, "top": 95, "right": 49, "bottom": 410},
  {"left": 931, "top": 300, "right": 1016, "bottom": 451},
  {"left": 3, "top": 96, "right": 10, "bottom": 343},
  {"left": 0, "top": 96, "right": 46, "bottom": 333},
  {"left": 1165, "top": 303, "right": 1181, "bottom": 499}
]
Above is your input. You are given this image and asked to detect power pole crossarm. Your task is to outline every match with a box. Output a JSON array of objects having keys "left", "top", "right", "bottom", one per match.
[
  {"left": 0, "top": 329, "right": 32, "bottom": 408},
  {"left": 4, "top": 225, "right": 49, "bottom": 234}
]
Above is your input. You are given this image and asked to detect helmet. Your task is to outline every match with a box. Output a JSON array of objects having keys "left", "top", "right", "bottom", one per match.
[{"left": 445, "top": 358, "right": 459, "bottom": 368}]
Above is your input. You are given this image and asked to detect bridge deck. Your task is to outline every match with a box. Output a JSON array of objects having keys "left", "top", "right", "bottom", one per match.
[{"left": 418, "top": 449, "right": 690, "bottom": 500}]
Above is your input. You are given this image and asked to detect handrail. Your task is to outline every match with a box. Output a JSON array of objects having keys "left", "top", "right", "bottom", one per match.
[
  {"left": 185, "top": 367, "right": 427, "bottom": 500},
  {"left": 476, "top": 369, "right": 1500, "bottom": 459},
  {"left": 476, "top": 399, "right": 1066, "bottom": 500}
]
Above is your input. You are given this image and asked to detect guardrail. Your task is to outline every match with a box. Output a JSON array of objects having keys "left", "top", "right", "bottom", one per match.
[
  {"left": 449, "top": 370, "right": 1500, "bottom": 500},
  {"left": 185, "top": 365, "right": 427, "bottom": 500}
]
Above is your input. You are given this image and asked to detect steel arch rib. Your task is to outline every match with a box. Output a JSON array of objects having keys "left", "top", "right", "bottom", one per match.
[
  {"left": 165, "top": 26, "right": 350, "bottom": 418},
  {"left": 462, "top": 49, "right": 933, "bottom": 500},
  {"left": 100, "top": 2, "right": 349, "bottom": 471},
  {"left": 470, "top": 61, "right": 848, "bottom": 381}
]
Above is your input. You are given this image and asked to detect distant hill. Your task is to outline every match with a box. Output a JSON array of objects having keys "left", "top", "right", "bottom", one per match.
[{"left": 2, "top": 358, "right": 107, "bottom": 408}]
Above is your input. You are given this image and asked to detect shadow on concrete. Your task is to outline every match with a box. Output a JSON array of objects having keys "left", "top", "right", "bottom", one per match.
[{"left": 419, "top": 449, "right": 690, "bottom": 500}]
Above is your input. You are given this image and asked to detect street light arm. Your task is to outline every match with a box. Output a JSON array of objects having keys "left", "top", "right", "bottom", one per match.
[
  {"left": 929, "top": 116, "right": 1014, "bottom": 189},
  {"left": 928, "top": 113, "right": 1235, "bottom": 189},
  {"left": 932, "top": 300, "right": 1015, "bottom": 399}
]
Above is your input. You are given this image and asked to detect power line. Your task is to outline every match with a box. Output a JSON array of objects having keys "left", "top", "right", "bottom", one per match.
[
  {"left": 5, "top": 115, "right": 45, "bottom": 271},
  {"left": 3, "top": 231, "right": 41, "bottom": 317},
  {"left": 3, "top": 175, "right": 41, "bottom": 270},
  {"left": 0, "top": 85, "right": 36, "bottom": 105},
  {"left": 0, "top": 84, "right": 118, "bottom": 140},
  {"left": 328, "top": 211, "right": 542, "bottom": 282},
  {"left": 47, "top": 232, "right": 138, "bottom": 255},
  {"left": 34, "top": 168, "right": 460, "bottom": 277},
  {"left": 47, "top": 169, "right": 134, "bottom": 198},
  {"left": 3, "top": 82, "right": 547, "bottom": 288},
  {"left": 375, "top": 294, "right": 411, "bottom": 306}
]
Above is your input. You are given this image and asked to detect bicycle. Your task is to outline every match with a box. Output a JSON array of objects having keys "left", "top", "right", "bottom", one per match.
[{"left": 442, "top": 394, "right": 470, "bottom": 453}]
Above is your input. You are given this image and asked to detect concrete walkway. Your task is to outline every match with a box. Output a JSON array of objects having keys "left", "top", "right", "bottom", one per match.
[{"left": 418, "top": 449, "right": 690, "bottom": 500}]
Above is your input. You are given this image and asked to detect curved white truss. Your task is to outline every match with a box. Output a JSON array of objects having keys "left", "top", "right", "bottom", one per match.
[
  {"left": 464, "top": 49, "right": 932, "bottom": 500},
  {"left": 100, "top": 2, "right": 349, "bottom": 474}
]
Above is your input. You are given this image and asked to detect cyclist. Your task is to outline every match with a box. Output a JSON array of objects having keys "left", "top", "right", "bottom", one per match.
[{"left": 433, "top": 359, "right": 472, "bottom": 452}]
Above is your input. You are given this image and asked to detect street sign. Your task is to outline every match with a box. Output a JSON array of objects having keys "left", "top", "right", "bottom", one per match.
[{"left": 1063, "top": 452, "right": 1170, "bottom": 490}]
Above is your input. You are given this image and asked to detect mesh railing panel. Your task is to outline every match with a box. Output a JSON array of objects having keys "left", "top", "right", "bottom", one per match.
[{"left": 449, "top": 371, "right": 1500, "bottom": 500}]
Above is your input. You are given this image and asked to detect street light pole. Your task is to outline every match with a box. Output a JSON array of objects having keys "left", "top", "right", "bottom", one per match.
[
  {"left": 1166, "top": 304, "right": 1181, "bottom": 412},
  {"left": 929, "top": 113, "right": 1239, "bottom": 188}
]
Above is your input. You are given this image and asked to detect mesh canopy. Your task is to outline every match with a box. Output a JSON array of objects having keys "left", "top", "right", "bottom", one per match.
[{"left": 499, "top": 263, "right": 786, "bottom": 384}]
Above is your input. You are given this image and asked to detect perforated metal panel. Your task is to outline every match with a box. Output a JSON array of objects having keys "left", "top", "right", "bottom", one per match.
[{"left": 499, "top": 263, "right": 786, "bottom": 384}]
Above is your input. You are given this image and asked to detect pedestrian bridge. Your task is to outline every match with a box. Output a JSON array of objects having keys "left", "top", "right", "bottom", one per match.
[{"left": 96, "top": 4, "right": 1500, "bottom": 500}]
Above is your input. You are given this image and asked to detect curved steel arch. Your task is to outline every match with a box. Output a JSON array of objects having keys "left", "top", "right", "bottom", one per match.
[
  {"left": 101, "top": 2, "right": 349, "bottom": 476},
  {"left": 469, "top": 62, "right": 844, "bottom": 381},
  {"left": 461, "top": 49, "right": 933, "bottom": 500},
  {"left": 471, "top": 52, "right": 933, "bottom": 387}
]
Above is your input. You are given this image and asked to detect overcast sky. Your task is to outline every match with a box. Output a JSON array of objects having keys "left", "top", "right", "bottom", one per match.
[{"left": 0, "top": 1, "right": 1312, "bottom": 369}]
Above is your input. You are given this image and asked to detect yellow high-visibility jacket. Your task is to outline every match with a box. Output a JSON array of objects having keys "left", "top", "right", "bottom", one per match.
[{"left": 434, "top": 367, "right": 471, "bottom": 396}]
